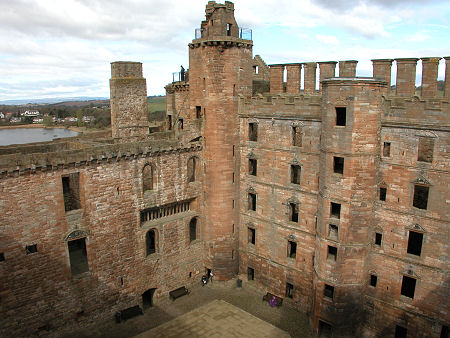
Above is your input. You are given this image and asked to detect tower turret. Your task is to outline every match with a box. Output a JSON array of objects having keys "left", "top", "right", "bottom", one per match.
[{"left": 189, "top": 1, "right": 253, "bottom": 280}]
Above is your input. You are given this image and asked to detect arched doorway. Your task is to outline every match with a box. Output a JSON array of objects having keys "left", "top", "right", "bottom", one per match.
[{"left": 142, "top": 288, "right": 157, "bottom": 310}]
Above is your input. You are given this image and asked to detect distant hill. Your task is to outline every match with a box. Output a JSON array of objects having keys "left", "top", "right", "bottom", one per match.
[{"left": 0, "top": 97, "right": 109, "bottom": 105}]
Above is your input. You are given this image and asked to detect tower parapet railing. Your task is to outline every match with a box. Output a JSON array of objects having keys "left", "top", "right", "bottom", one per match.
[{"left": 194, "top": 27, "right": 252, "bottom": 40}]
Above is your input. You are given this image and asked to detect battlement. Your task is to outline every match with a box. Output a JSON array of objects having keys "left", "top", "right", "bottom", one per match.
[
  {"left": 111, "top": 61, "right": 143, "bottom": 78},
  {"left": 0, "top": 139, "right": 201, "bottom": 177},
  {"left": 266, "top": 57, "right": 450, "bottom": 100}
]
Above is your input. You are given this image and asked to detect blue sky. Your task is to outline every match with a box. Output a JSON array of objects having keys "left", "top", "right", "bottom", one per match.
[{"left": 0, "top": 0, "right": 448, "bottom": 100}]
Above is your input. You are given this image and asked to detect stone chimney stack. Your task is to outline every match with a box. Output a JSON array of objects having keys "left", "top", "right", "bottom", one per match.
[{"left": 395, "top": 58, "right": 418, "bottom": 97}]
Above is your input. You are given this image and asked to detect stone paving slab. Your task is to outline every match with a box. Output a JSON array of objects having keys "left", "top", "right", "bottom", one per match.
[{"left": 134, "top": 299, "right": 291, "bottom": 338}]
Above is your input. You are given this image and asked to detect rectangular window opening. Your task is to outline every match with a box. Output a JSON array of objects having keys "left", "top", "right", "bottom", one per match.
[
  {"left": 329, "top": 224, "right": 338, "bottom": 239},
  {"left": 418, "top": 137, "right": 434, "bottom": 163},
  {"left": 375, "top": 232, "right": 382, "bottom": 246},
  {"left": 248, "top": 227, "right": 256, "bottom": 245},
  {"left": 333, "top": 156, "right": 344, "bottom": 175},
  {"left": 291, "top": 165, "right": 301, "bottom": 184},
  {"left": 196, "top": 106, "right": 202, "bottom": 119},
  {"left": 319, "top": 321, "right": 333, "bottom": 337},
  {"left": 395, "top": 325, "right": 407, "bottom": 338},
  {"left": 379, "top": 187, "right": 387, "bottom": 201},
  {"left": 289, "top": 203, "right": 299, "bottom": 222},
  {"left": 247, "top": 267, "right": 255, "bottom": 280},
  {"left": 441, "top": 325, "right": 448, "bottom": 338},
  {"left": 0, "top": 252, "right": 4, "bottom": 261},
  {"left": 249, "top": 123, "right": 258, "bottom": 142},
  {"left": 327, "top": 245, "right": 337, "bottom": 261},
  {"left": 178, "top": 118, "right": 184, "bottom": 130},
  {"left": 413, "top": 185, "right": 429, "bottom": 210},
  {"left": 227, "top": 23, "right": 232, "bottom": 36},
  {"left": 288, "top": 241, "right": 297, "bottom": 259},
  {"left": 407, "top": 231, "right": 423, "bottom": 256},
  {"left": 249, "top": 159, "right": 257, "bottom": 176},
  {"left": 324, "top": 284, "right": 334, "bottom": 299},
  {"left": 25, "top": 244, "right": 37, "bottom": 255},
  {"left": 401, "top": 275, "right": 416, "bottom": 298},
  {"left": 253, "top": 65, "right": 259, "bottom": 74},
  {"left": 62, "top": 173, "right": 81, "bottom": 212},
  {"left": 370, "top": 274, "right": 378, "bottom": 287},
  {"left": 286, "top": 282, "right": 294, "bottom": 299},
  {"left": 330, "top": 202, "right": 341, "bottom": 219},
  {"left": 292, "top": 126, "right": 302, "bottom": 147},
  {"left": 383, "top": 142, "right": 391, "bottom": 157},
  {"left": 336, "top": 107, "right": 346, "bottom": 126},
  {"left": 248, "top": 193, "right": 256, "bottom": 211},
  {"left": 68, "top": 238, "right": 89, "bottom": 276}
]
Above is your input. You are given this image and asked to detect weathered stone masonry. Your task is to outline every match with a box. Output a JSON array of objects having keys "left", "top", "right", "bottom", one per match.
[{"left": 0, "top": 1, "right": 449, "bottom": 337}]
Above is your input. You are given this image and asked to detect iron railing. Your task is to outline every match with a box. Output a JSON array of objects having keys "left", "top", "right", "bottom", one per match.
[{"left": 194, "top": 27, "right": 252, "bottom": 40}]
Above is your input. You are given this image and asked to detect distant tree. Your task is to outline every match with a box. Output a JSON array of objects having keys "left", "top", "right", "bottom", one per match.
[
  {"left": 76, "top": 110, "right": 84, "bottom": 127},
  {"left": 43, "top": 115, "right": 53, "bottom": 127}
]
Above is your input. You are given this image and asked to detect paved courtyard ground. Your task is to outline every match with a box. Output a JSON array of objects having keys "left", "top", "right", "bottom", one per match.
[{"left": 62, "top": 280, "right": 314, "bottom": 338}]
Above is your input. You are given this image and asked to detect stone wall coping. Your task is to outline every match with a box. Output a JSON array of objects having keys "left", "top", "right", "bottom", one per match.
[
  {"left": 322, "top": 77, "right": 388, "bottom": 85},
  {"left": 0, "top": 140, "right": 202, "bottom": 177}
]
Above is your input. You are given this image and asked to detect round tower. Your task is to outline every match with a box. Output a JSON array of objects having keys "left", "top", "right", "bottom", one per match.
[
  {"left": 110, "top": 61, "right": 148, "bottom": 140},
  {"left": 313, "top": 77, "right": 387, "bottom": 336},
  {"left": 189, "top": 1, "right": 253, "bottom": 280}
]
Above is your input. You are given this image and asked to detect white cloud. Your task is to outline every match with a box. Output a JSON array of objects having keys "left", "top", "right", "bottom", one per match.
[
  {"left": 316, "top": 34, "right": 339, "bottom": 45},
  {"left": 407, "top": 32, "right": 431, "bottom": 42}
]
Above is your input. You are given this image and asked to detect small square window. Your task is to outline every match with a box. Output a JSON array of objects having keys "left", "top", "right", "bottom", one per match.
[
  {"left": 248, "top": 228, "right": 256, "bottom": 245},
  {"left": 336, "top": 107, "right": 346, "bottom": 126},
  {"left": 247, "top": 267, "right": 255, "bottom": 280},
  {"left": 375, "top": 232, "right": 382, "bottom": 246},
  {"left": 327, "top": 245, "right": 337, "bottom": 261},
  {"left": 383, "top": 142, "right": 391, "bottom": 157},
  {"left": 401, "top": 275, "right": 416, "bottom": 298},
  {"left": 249, "top": 159, "right": 257, "bottom": 176},
  {"left": 286, "top": 282, "right": 294, "bottom": 298},
  {"left": 418, "top": 137, "right": 434, "bottom": 163},
  {"left": 248, "top": 193, "right": 256, "bottom": 211},
  {"left": 25, "top": 244, "right": 37, "bottom": 255},
  {"left": 333, "top": 156, "right": 344, "bottom": 174},
  {"left": 330, "top": 202, "right": 341, "bottom": 219},
  {"left": 370, "top": 274, "right": 377, "bottom": 287},
  {"left": 291, "top": 165, "right": 301, "bottom": 185},
  {"left": 379, "top": 187, "right": 387, "bottom": 201},
  {"left": 288, "top": 241, "right": 297, "bottom": 259},
  {"left": 329, "top": 224, "right": 338, "bottom": 239},
  {"left": 413, "top": 185, "right": 429, "bottom": 210},
  {"left": 249, "top": 123, "right": 258, "bottom": 142},
  {"left": 324, "top": 284, "right": 334, "bottom": 299},
  {"left": 407, "top": 231, "right": 423, "bottom": 256}
]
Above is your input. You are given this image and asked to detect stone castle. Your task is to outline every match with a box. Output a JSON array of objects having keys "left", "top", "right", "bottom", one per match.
[{"left": 0, "top": 1, "right": 448, "bottom": 337}]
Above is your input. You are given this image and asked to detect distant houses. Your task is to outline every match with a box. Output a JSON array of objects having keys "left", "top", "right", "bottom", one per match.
[{"left": 21, "top": 110, "right": 40, "bottom": 117}]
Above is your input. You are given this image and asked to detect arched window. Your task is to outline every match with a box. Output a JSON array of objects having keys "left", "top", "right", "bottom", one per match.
[
  {"left": 143, "top": 164, "right": 154, "bottom": 192},
  {"left": 187, "top": 157, "right": 196, "bottom": 183},
  {"left": 189, "top": 217, "right": 197, "bottom": 242},
  {"left": 146, "top": 229, "right": 157, "bottom": 255}
]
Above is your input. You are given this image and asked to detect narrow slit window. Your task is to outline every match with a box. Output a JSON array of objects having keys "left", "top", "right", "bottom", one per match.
[
  {"left": 68, "top": 238, "right": 89, "bottom": 275},
  {"left": 292, "top": 126, "right": 302, "bottom": 147},
  {"left": 248, "top": 227, "right": 256, "bottom": 245},
  {"left": 417, "top": 137, "right": 434, "bottom": 163},
  {"left": 142, "top": 164, "right": 154, "bottom": 192},
  {"left": 289, "top": 203, "right": 299, "bottom": 222},
  {"left": 62, "top": 173, "right": 81, "bottom": 212},
  {"left": 375, "top": 232, "right": 382, "bottom": 246},
  {"left": 407, "top": 231, "right": 423, "bottom": 256},
  {"left": 187, "top": 157, "right": 196, "bottom": 183},
  {"left": 401, "top": 276, "right": 416, "bottom": 298},
  {"left": 178, "top": 118, "right": 184, "bottom": 130},
  {"left": 287, "top": 241, "right": 297, "bottom": 259},
  {"left": 146, "top": 229, "right": 156, "bottom": 255},
  {"left": 249, "top": 159, "right": 257, "bottom": 176},
  {"left": 336, "top": 107, "right": 346, "bottom": 126},
  {"left": 290, "top": 165, "right": 301, "bottom": 184},
  {"left": 383, "top": 142, "right": 391, "bottom": 157},
  {"left": 247, "top": 267, "right": 255, "bottom": 280},
  {"left": 248, "top": 193, "right": 256, "bottom": 211},
  {"left": 413, "top": 185, "right": 429, "bottom": 210},
  {"left": 330, "top": 202, "right": 341, "bottom": 219},
  {"left": 0, "top": 252, "right": 4, "bottom": 262},
  {"left": 286, "top": 282, "right": 294, "bottom": 298},
  {"left": 196, "top": 106, "right": 202, "bottom": 119},
  {"left": 370, "top": 274, "right": 377, "bottom": 287},
  {"left": 189, "top": 217, "right": 197, "bottom": 242},
  {"left": 226, "top": 23, "right": 232, "bottom": 36},
  {"left": 333, "top": 156, "right": 344, "bottom": 174},
  {"left": 379, "top": 187, "right": 387, "bottom": 201},
  {"left": 249, "top": 123, "right": 258, "bottom": 142}
]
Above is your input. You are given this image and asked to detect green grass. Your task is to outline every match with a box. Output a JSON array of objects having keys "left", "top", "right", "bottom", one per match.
[{"left": 147, "top": 96, "right": 166, "bottom": 113}]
